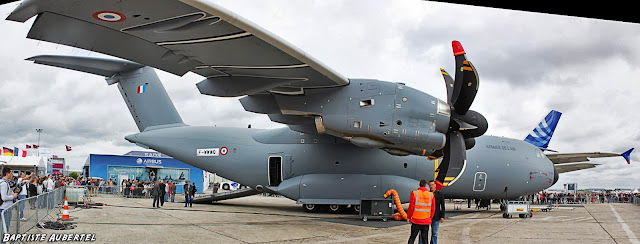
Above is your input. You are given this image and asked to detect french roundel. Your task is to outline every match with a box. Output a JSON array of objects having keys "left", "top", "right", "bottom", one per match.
[
  {"left": 93, "top": 11, "right": 126, "bottom": 22},
  {"left": 220, "top": 147, "right": 228, "bottom": 155}
]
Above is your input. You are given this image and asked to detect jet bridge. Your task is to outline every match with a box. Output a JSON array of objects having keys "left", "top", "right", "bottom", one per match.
[{"left": 191, "top": 188, "right": 261, "bottom": 203}]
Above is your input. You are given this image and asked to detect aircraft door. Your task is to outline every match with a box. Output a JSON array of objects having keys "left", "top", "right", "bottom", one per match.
[
  {"left": 473, "top": 172, "right": 487, "bottom": 191},
  {"left": 268, "top": 156, "right": 283, "bottom": 186}
]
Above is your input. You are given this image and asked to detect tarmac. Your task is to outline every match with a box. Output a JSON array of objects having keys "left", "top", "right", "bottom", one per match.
[{"left": 28, "top": 194, "right": 640, "bottom": 244}]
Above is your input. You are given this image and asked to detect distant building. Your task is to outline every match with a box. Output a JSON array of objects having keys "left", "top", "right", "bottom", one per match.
[
  {"left": 84, "top": 151, "right": 203, "bottom": 194},
  {"left": 0, "top": 156, "right": 47, "bottom": 176},
  {"left": 48, "top": 157, "right": 65, "bottom": 175}
]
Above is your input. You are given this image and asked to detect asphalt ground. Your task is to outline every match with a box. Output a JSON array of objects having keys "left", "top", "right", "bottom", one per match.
[{"left": 26, "top": 195, "right": 640, "bottom": 243}]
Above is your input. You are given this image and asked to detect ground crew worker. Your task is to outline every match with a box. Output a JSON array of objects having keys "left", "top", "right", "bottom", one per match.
[{"left": 407, "top": 179, "right": 435, "bottom": 244}]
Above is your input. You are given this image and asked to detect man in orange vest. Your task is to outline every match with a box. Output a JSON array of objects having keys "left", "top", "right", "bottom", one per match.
[{"left": 407, "top": 179, "right": 435, "bottom": 244}]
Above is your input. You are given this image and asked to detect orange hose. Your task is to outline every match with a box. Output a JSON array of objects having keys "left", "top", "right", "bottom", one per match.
[{"left": 383, "top": 189, "right": 407, "bottom": 220}]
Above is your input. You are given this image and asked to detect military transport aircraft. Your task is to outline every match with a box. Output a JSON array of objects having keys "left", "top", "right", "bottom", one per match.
[{"left": 6, "top": 0, "right": 632, "bottom": 213}]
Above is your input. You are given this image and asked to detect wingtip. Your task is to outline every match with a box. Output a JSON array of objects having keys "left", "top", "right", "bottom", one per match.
[{"left": 622, "top": 148, "right": 634, "bottom": 164}]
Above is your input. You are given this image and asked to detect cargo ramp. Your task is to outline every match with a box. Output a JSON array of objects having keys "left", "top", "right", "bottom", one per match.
[{"left": 192, "top": 188, "right": 260, "bottom": 203}]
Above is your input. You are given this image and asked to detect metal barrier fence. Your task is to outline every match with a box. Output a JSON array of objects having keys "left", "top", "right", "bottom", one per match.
[
  {"left": 96, "top": 186, "right": 187, "bottom": 199},
  {"left": 0, "top": 187, "right": 66, "bottom": 239},
  {"left": 633, "top": 196, "right": 640, "bottom": 206}
]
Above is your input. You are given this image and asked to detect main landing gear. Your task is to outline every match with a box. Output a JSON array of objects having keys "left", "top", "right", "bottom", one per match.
[{"left": 302, "top": 204, "right": 359, "bottom": 214}]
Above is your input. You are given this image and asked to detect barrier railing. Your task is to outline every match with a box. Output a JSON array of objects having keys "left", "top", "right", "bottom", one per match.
[
  {"left": 95, "top": 186, "right": 186, "bottom": 199},
  {"left": 0, "top": 187, "right": 66, "bottom": 239}
]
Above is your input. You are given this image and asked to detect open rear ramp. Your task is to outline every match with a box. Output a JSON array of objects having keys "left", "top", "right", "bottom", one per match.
[{"left": 192, "top": 188, "right": 260, "bottom": 203}]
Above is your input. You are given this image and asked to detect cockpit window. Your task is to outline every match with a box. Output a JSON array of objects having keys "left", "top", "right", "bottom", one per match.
[{"left": 535, "top": 148, "right": 542, "bottom": 158}]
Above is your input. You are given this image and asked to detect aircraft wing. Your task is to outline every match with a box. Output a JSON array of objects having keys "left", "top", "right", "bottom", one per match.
[
  {"left": 548, "top": 148, "right": 633, "bottom": 173},
  {"left": 554, "top": 163, "right": 599, "bottom": 173},
  {"left": 6, "top": 0, "right": 349, "bottom": 97},
  {"left": 546, "top": 152, "right": 623, "bottom": 164}
]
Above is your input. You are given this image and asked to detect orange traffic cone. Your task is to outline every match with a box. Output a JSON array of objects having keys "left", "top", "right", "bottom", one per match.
[{"left": 61, "top": 196, "right": 70, "bottom": 220}]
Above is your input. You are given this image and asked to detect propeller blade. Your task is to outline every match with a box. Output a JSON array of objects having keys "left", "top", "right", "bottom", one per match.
[
  {"left": 452, "top": 60, "right": 479, "bottom": 115},
  {"left": 449, "top": 41, "right": 479, "bottom": 115},
  {"left": 435, "top": 131, "right": 467, "bottom": 187},
  {"left": 440, "top": 68, "right": 454, "bottom": 105},
  {"left": 452, "top": 118, "right": 478, "bottom": 131},
  {"left": 456, "top": 110, "right": 488, "bottom": 138}
]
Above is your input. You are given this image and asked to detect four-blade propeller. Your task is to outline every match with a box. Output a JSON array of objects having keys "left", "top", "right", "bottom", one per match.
[{"left": 433, "top": 41, "right": 488, "bottom": 189}]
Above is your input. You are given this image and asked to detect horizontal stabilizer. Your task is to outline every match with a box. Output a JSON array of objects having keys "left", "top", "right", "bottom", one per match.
[{"left": 26, "top": 55, "right": 144, "bottom": 77}]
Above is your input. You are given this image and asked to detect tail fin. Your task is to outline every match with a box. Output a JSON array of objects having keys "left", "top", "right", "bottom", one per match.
[
  {"left": 524, "top": 110, "right": 562, "bottom": 148},
  {"left": 622, "top": 148, "right": 634, "bottom": 164},
  {"left": 27, "top": 55, "right": 185, "bottom": 132}
]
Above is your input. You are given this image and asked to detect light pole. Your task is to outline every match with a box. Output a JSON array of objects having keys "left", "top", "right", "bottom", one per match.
[{"left": 36, "top": 128, "right": 43, "bottom": 156}]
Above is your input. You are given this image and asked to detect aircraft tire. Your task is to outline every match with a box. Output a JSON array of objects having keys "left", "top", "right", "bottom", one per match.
[
  {"left": 353, "top": 205, "right": 361, "bottom": 214},
  {"left": 222, "top": 184, "right": 230, "bottom": 190},
  {"left": 328, "top": 204, "right": 345, "bottom": 214},
  {"left": 519, "top": 214, "right": 525, "bottom": 218},
  {"left": 303, "top": 204, "right": 319, "bottom": 213}
]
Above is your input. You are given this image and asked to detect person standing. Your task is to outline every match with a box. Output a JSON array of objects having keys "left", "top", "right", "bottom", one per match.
[
  {"left": 169, "top": 181, "right": 176, "bottom": 203},
  {"left": 159, "top": 180, "right": 166, "bottom": 207},
  {"left": 190, "top": 182, "right": 197, "bottom": 207},
  {"left": 151, "top": 181, "right": 161, "bottom": 208},
  {"left": 183, "top": 181, "right": 192, "bottom": 207},
  {"left": 0, "top": 168, "right": 18, "bottom": 236},
  {"left": 45, "top": 176, "right": 54, "bottom": 192},
  {"left": 17, "top": 173, "right": 28, "bottom": 221},
  {"left": 407, "top": 179, "right": 435, "bottom": 244},
  {"left": 27, "top": 177, "right": 37, "bottom": 210},
  {"left": 428, "top": 180, "right": 445, "bottom": 244}
]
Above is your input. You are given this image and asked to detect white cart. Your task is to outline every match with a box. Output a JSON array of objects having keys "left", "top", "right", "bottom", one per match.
[{"left": 503, "top": 201, "right": 532, "bottom": 218}]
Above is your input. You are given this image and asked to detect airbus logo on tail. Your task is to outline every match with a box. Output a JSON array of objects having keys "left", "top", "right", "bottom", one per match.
[{"left": 524, "top": 110, "right": 562, "bottom": 148}]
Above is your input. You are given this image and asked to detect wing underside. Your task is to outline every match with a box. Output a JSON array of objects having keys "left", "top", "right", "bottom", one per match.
[
  {"left": 554, "top": 163, "right": 599, "bottom": 173},
  {"left": 7, "top": 0, "right": 348, "bottom": 96}
]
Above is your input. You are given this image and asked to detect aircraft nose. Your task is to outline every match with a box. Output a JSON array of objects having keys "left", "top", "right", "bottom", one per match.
[{"left": 553, "top": 166, "right": 559, "bottom": 185}]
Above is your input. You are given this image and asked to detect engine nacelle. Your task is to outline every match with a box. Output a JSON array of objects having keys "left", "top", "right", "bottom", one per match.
[{"left": 240, "top": 79, "right": 451, "bottom": 156}]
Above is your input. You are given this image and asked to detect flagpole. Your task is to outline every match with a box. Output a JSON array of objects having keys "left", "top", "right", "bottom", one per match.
[{"left": 36, "top": 128, "right": 42, "bottom": 156}]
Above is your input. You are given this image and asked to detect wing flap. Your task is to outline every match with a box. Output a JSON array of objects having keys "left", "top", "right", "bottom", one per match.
[{"left": 555, "top": 163, "right": 599, "bottom": 173}]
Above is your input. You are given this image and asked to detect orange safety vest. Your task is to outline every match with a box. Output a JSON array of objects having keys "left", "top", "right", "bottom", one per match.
[{"left": 412, "top": 190, "right": 433, "bottom": 219}]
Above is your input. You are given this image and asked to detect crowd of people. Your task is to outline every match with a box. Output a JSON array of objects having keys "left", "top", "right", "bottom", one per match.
[{"left": 522, "top": 191, "right": 640, "bottom": 204}]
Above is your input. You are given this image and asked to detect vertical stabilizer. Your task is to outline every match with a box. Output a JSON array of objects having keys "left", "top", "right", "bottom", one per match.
[
  {"left": 27, "top": 55, "right": 185, "bottom": 132},
  {"left": 524, "top": 110, "right": 562, "bottom": 148}
]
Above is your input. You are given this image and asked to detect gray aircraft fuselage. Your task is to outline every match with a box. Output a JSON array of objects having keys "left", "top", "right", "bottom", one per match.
[
  {"left": 126, "top": 124, "right": 557, "bottom": 204},
  {"left": 26, "top": 55, "right": 557, "bottom": 205}
]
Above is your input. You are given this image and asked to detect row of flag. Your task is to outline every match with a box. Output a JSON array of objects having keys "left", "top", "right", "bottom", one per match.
[{"left": 2, "top": 145, "right": 72, "bottom": 157}]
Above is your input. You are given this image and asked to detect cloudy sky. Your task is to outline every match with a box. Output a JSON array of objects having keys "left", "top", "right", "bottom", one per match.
[{"left": 0, "top": 0, "right": 638, "bottom": 189}]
